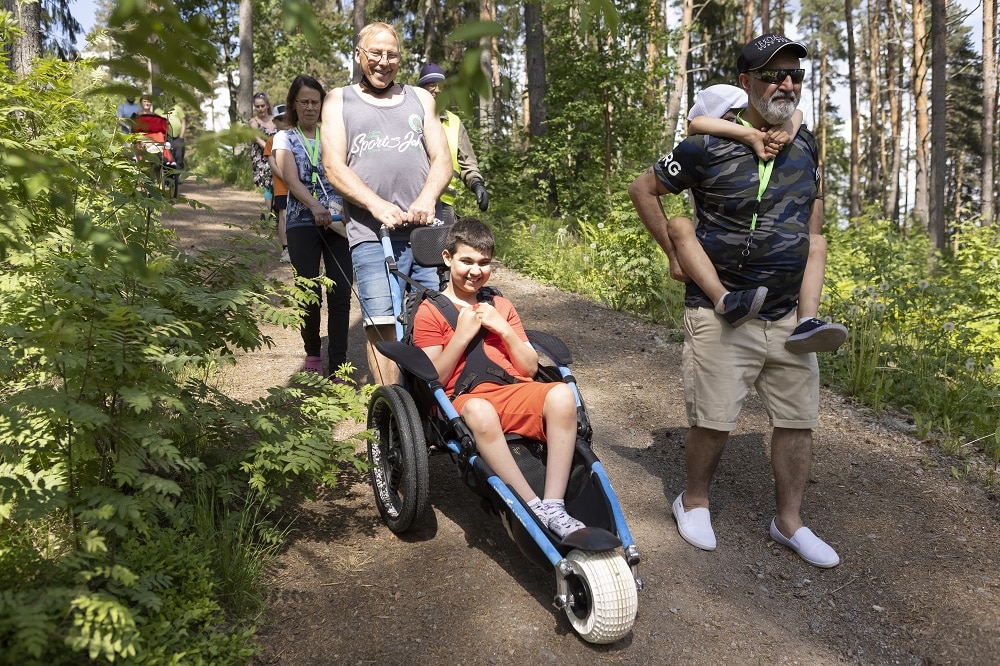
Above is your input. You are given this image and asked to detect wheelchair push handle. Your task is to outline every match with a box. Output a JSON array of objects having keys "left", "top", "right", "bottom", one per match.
[{"left": 378, "top": 218, "right": 446, "bottom": 238}]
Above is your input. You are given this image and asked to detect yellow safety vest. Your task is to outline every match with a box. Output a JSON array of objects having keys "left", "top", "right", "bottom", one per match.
[{"left": 440, "top": 110, "right": 462, "bottom": 206}]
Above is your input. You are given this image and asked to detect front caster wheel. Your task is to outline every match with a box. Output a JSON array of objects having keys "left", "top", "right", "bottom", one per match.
[
  {"left": 563, "top": 549, "right": 638, "bottom": 644},
  {"left": 367, "top": 384, "right": 429, "bottom": 533}
]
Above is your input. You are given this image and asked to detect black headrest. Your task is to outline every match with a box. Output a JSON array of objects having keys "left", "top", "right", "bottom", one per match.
[{"left": 410, "top": 225, "right": 449, "bottom": 268}]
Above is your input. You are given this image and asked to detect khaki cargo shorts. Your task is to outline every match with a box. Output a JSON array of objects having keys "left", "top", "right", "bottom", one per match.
[{"left": 681, "top": 307, "right": 819, "bottom": 431}]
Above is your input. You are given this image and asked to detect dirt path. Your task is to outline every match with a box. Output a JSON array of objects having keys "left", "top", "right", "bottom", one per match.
[{"left": 167, "top": 180, "right": 999, "bottom": 665}]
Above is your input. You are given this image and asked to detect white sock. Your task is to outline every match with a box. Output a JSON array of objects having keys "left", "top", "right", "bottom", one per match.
[
  {"left": 527, "top": 496, "right": 545, "bottom": 519},
  {"left": 715, "top": 292, "right": 730, "bottom": 314},
  {"left": 798, "top": 316, "right": 813, "bottom": 325}
]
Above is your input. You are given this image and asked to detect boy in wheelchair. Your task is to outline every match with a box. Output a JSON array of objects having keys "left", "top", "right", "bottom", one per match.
[{"left": 410, "top": 218, "right": 586, "bottom": 538}]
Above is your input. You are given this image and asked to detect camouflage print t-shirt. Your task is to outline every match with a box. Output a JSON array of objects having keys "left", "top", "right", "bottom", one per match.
[{"left": 653, "top": 125, "right": 821, "bottom": 320}]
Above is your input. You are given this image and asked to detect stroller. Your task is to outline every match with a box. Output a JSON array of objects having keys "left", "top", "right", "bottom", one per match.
[
  {"left": 133, "top": 113, "right": 179, "bottom": 197},
  {"left": 365, "top": 225, "right": 641, "bottom": 644}
]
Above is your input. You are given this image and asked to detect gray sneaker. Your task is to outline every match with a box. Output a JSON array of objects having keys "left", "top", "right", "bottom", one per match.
[
  {"left": 721, "top": 286, "right": 768, "bottom": 327},
  {"left": 785, "top": 318, "right": 848, "bottom": 353},
  {"left": 279, "top": 247, "right": 290, "bottom": 263}
]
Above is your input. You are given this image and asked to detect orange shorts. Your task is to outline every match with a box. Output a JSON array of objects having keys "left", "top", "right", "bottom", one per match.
[{"left": 452, "top": 381, "right": 561, "bottom": 442}]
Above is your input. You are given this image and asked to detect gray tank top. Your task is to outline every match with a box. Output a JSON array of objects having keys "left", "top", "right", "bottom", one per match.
[{"left": 341, "top": 84, "right": 430, "bottom": 247}]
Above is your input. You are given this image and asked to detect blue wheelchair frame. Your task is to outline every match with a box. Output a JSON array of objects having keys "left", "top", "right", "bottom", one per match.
[{"left": 366, "top": 225, "right": 641, "bottom": 643}]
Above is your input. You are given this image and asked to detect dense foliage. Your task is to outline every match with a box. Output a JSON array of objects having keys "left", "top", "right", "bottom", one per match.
[{"left": 0, "top": 15, "right": 367, "bottom": 663}]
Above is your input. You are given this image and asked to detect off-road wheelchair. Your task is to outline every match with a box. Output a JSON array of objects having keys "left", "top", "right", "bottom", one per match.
[{"left": 366, "top": 224, "right": 641, "bottom": 644}]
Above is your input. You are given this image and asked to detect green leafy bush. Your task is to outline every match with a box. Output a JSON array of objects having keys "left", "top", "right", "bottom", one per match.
[
  {"left": 823, "top": 217, "right": 1000, "bottom": 460},
  {"left": 1, "top": 19, "right": 366, "bottom": 664}
]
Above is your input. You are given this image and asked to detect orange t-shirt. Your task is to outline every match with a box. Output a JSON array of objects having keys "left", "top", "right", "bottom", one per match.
[
  {"left": 411, "top": 295, "right": 533, "bottom": 395},
  {"left": 263, "top": 135, "right": 288, "bottom": 196}
]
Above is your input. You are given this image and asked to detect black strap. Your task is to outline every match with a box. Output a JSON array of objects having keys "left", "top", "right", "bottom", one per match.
[{"left": 428, "top": 288, "right": 521, "bottom": 399}]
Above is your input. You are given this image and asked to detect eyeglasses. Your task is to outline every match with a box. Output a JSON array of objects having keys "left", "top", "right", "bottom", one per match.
[
  {"left": 359, "top": 46, "right": 400, "bottom": 63},
  {"left": 295, "top": 99, "right": 322, "bottom": 108},
  {"left": 750, "top": 68, "right": 805, "bottom": 84}
]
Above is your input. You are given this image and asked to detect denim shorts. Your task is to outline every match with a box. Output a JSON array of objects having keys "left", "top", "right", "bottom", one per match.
[{"left": 352, "top": 240, "right": 439, "bottom": 326}]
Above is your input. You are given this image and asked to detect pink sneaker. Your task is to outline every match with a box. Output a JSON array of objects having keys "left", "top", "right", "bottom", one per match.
[{"left": 303, "top": 355, "right": 323, "bottom": 373}]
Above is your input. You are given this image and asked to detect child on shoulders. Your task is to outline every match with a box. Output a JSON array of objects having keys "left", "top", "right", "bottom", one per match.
[{"left": 666, "top": 84, "right": 847, "bottom": 353}]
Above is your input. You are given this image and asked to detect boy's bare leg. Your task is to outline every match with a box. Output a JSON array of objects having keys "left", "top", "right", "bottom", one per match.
[
  {"left": 540, "top": 384, "right": 577, "bottom": 500},
  {"left": 667, "top": 217, "right": 727, "bottom": 305},
  {"left": 796, "top": 233, "right": 826, "bottom": 320},
  {"left": 461, "top": 398, "right": 536, "bottom": 500},
  {"left": 668, "top": 216, "right": 768, "bottom": 327},
  {"left": 786, "top": 234, "right": 847, "bottom": 353},
  {"left": 365, "top": 324, "right": 400, "bottom": 385}
]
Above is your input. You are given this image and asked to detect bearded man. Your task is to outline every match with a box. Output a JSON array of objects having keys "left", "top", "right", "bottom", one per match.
[
  {"left": 629, "top": 34, "right": 841, "bottom": 569},
  {"left": 321, "top": 21, "right": 452, "bottom": 385}
]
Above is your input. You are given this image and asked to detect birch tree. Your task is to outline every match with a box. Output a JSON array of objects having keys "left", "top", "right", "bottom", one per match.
[
  {"left": 983, "top": 0, "right": 997, "bottom": 226},
  {"left": 912, "top": 0, "right": 930, "bottom": 229},
  {"left": 237, "top": 0, "right": 252, "bottom": 119},
  {"left": 929, "top": 0, "right": 946, "bottom": 249}
]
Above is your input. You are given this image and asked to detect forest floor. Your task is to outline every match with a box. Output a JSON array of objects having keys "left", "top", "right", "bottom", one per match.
[{"left": 166, "top": 179, "right": 999, "bottom": 665}]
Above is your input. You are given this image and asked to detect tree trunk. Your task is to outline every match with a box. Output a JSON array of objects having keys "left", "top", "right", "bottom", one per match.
[
  {"left": 352, "top": 0, "right": 366, "bottom": 84},
  {"left": 761, "top": 0, "right": 770, "bottom": 34},
  {"left": 2, "top": 0, "right": 42, "bottom": 76},
  {"left": 866, "top": 0, "right": 885, "bottom": 207},
  {"left": 887, "top": 0, "right": 903, "bottom": 227},
  {"left": 929, "top": 0, "right": 947, "bottom": 249},
  {"left": 817, "top": 39, "right": 829, "bottom": 185},
  {"left": 481, "top": 0, "right": 498, "bottom": 133},
  {"left": 846, "top": 0, "right": 861, "bottom": 219},
  {"left": 742, "top": 0, "right": 754, "bottom": 43},
  {"left": 423, "top": 0, "right": 436, "bottom": 63},
  {"left": 523, "top": 0, "right": 556, "bottom": 206},
  {"left": 982, "top": 0, "right": 997, "bottom": 226},
  {"left": 912, "top": 0, "right": 930, "bottom": 230},
  {"left": 237, "top": 0, "right": 253, "bottom": 120},
  {"left": 666, "top": 0, "right": 693, "bottom": 141}
]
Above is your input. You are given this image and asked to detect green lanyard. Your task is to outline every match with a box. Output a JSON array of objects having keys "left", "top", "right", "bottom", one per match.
[
  {"left": 295, "top": 125, "right": 320, "bottom": 185},
  {"left": 735, "top": 112, "right": 774, "bottom": 233}
]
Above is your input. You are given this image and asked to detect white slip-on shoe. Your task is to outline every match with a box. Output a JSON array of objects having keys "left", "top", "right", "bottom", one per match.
[
  {"left": 769, "top": 518, "right": 840, "bottom": 568},
  {"left": 672, "top": 493, "right": 717, "bottom": 551}
]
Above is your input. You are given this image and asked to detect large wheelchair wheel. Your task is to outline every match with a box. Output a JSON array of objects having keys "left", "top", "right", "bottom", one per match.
[
  {"left": 367, "top": 384, "right": 429, "bottom": 533},
  {"left": 563, "top": 549, "right": 638, "bottom": 644}
]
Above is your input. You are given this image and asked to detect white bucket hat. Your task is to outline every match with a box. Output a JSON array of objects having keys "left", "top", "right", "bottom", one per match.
[{"left": 687, "top": 84, "right": 748, "bottom": 121}]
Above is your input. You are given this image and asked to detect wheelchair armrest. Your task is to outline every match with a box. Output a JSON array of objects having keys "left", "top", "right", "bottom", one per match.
[
  {"left": 526, "top": 330, "right": 573, "bottom": 366},
  {"left": 374, "top": 340, "right": 440, "bottom": 383}
]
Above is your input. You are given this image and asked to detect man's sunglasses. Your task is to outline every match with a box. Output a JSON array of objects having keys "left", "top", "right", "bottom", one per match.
[{"left": 750, "top": 68, "right": 806, "bottom": 84}]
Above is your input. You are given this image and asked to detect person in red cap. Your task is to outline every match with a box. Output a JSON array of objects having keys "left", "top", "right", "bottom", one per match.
[
  {"left": 417, "top": 62, "right": 490, "bottom": 224},
  {"left": 630, "top": 33, "right": 842, "bottom": 569}
]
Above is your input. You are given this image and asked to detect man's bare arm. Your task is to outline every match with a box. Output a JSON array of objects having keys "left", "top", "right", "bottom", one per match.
[{"left": 629, "top": 168, "right": 678, "bottom": 261}]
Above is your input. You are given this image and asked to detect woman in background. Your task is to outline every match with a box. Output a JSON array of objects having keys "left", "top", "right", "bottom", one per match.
[
  {"left": 249, "top": 92, "right": 277, "bottom": 214},
  {"left": 271, "top": 75, "right": 353, "bottom": 377}
]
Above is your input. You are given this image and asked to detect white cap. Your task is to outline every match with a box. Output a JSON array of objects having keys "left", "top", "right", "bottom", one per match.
[{"left": 687, "top": 84, "right": 748, "bottom": 121}]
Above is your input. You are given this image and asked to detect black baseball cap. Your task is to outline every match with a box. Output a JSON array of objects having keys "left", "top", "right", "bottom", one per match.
[{"left": 737, "top": 34, "right": 808, "bottom": 72}]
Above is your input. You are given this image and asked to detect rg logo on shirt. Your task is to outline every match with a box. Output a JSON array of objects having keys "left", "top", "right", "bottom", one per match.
[{"left": 658, "top": 151, "right": 682, "bottom": 177}]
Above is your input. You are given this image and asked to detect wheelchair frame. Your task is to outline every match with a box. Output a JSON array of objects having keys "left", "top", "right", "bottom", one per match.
[{"left": 365, "top": 225, "right": 642, "bottom": 644}]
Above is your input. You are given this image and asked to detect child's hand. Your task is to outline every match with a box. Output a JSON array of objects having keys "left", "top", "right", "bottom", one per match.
[
  {"left": 474, "top": 302, "right": 509, "bottom": 335},
  {"left": 667, "top": 255, "right": 691, "bottom": 283},
  {"left": 761, "top": 127, "right": 791, "bottom": 160},
  {"left": 747, "top": 130, "right": 773, "bottom": 161},
  {"left": 454, "top": 306, "right": 482, "bottom": 342}
]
